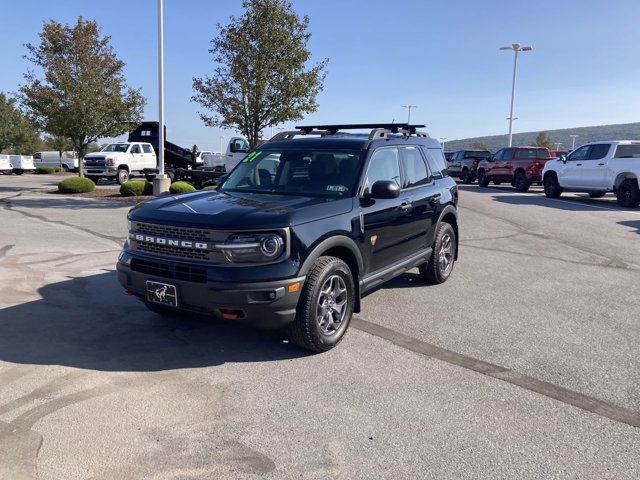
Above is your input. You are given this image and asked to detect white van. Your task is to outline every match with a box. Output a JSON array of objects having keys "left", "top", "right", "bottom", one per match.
[
  {"left": 0, "top": 155, "right": 12, "bottom": 174},
  {"left": 33, "top": 151, "right": 79, "bottom": 171},
  {"left": 9, "top": 155, "right": 36, "bottom": 175}
]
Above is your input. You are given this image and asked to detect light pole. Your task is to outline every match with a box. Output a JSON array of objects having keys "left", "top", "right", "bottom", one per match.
[
  {"left": 219, "top": 136, "right": 226, "bottom": 153},
  {"left": 554, "top": 142, "right": 563, "bottom": 151},
  {"left": 153, "top": 0, "right": 170, "bottom": 195},
  {"left": 439, "top": 137, "right": 447, "bottom": 150},
  {"left": 401, "top": 105, "right": 417, "bottom": 124},
  {"left": 500, "top": 43, "right": 532, "bottom": 147},
  {"left": 570, "top": 135, "right": 578, "bottom": 150}
]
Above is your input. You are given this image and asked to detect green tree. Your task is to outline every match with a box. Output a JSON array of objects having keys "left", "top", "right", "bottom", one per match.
[
  {"left": 535, "top": 131, "right": 553, "bottom": 149},
  {"left": 0, "top": 92, "right": 42, "bottom": 154},
  {"left": 20, "top": 17, "right": 145, "bottom": 176},
  {"left": 471, "top": 141, "right": 489, "bottom": 150},
  {"left": 193, "top": 0, "right": 328, "bottom": 148}
]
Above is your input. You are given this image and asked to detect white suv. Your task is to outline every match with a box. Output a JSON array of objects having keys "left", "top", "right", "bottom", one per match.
[
  {"left": 83, "top": 142, "right": 157, "bottom": 184},
  {"left": 542, "top": 141, "right": 640, "bottom": 207}
]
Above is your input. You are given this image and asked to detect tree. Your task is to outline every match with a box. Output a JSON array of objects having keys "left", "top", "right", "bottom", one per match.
[
  {"left": 535, "top": 131, "right": 553, "bottom": 149},
  {"left": 193, "top": 0, "right": 328, "bottom": 148},
  {"left": 20, "top": 17, "right": 145, "bottom": 176},
  {"left": 471, "top": 141, "right": 489, "bottom": 150},
  {"left": 0, "top": 92, "right": 42, "bottom": 154}
]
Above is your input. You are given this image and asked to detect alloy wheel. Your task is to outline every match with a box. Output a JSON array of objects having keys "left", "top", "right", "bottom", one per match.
[
  {"left": 316, "top": 275, "right": 348, "bottom": 336},
  {"left": 438, "top": 233, "right": 454, "bottom": 276}
]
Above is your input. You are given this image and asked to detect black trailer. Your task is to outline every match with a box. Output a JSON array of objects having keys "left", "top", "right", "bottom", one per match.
[{"left": 128, "top": 121, "right": 220, "bottom": 187}]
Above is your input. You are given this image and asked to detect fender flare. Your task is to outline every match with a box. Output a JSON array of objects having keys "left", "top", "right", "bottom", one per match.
[{"left": 298, "top": 235, "right": 364, "bottom": 277}]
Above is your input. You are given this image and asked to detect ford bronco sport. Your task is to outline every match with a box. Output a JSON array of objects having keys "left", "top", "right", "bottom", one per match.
[{"left": 117, "top": 124, "right": 459, "bottom": 352}]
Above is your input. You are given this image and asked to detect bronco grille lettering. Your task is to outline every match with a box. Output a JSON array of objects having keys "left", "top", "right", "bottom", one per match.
[{"left": 131, "top": 233, "right": 209, "bottom": 250}]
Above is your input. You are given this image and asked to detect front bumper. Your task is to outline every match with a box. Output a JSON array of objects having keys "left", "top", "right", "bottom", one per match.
[
  {"left": 84, "top": 167, "right": 117, "bottom": 175},
  {"left": 116, "top": 254, "right": 304, "bottom": 328}
]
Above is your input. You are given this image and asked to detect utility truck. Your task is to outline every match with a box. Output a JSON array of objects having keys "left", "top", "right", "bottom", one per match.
[
  {"left": 9, "top": 155, "right": 36, "bottom": 175},
  {"left": 201, "top": 137, "right": 250, "bottom": 173},
  {"left": 83, "top": 142, "right": 157, "bottom": 184},
  {"left": 33, "top": 151, "right": 79, "bottom": 171},
  {"left": 0, "top": 155, "right": 12, "bottom": 174}
]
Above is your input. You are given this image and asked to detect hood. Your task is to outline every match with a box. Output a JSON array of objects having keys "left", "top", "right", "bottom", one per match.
[
  {"left": 84, "top": 152, "right": 107, "bottom": 159},
  {"left": 129, "top": 190, "right": 354, "bottom": 229}
]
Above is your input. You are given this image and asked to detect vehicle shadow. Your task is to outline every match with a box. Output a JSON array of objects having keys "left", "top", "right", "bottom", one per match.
[
  {"left": 457, "top": 185, "right": 630, "bottom": 212},
  {"left": 619, "top": 220, "right": 640, "bottom": 235},
  {"left": 0, "top": 271, "right": 308, "bottom": 372}
]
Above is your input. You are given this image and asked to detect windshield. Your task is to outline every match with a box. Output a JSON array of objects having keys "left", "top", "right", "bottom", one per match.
[
  {"left": 614, "top": 145, "right": 640, "bottom": 158},
  {"left": 464, "top": 151, "right": 491, "bottom": 159},
  {"left": 514, "top": 148, "right": 550, "bottom": 159},
  {"left": 220, "top": 149, "right": 364, "bottom": 197},
  {"left": 101, "top": 144, "right": 130, "bottom": 153}
]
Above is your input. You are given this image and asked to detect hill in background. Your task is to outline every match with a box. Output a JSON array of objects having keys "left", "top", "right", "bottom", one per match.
[{"left": 444, "top": 122, "right": 640, "bottom": 152}]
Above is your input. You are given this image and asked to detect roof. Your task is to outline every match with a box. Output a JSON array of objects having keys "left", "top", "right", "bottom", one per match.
[{"left": 261, "top": 134, "right": 441, "bottom": 150}]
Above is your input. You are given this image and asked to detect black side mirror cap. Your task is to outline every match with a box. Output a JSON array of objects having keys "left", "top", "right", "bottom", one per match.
[{"left": 370, "top": 180, "right": 400, "bottom": 199}]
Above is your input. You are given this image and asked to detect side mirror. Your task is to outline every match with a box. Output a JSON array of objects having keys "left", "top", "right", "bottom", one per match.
[
  {"left": 370, "top": 180, "right": 400, "bottom": 199},
  {"left": 230, "top": 143, "right": 249, "bottom": 154},
  {"left": 560, "top": 155, "right": 567, "bottom": 163}
]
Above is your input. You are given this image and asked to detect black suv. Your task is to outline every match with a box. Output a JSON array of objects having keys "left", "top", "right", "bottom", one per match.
[
  {"left": 117, "top": 124, "right": 459, "bottom": 352},
  {"left": 447, "top": 149, "right": 492, "bottom": 184}
]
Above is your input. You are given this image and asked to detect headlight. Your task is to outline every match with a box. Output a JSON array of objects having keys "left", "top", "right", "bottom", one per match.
[
  {"left": 106, "top": 158, "right": 117, "bottom": 166},
  {"left": 219, "top": 232, "right": 285, "bottom": 263}
]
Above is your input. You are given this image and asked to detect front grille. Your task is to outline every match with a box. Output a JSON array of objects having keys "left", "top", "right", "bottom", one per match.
[
  {"left": 131, "top": 258, "right": 207, "bottom": 283},
  {"left": 134, "top": 222, "right": 212, "bottom": 242},
  {"left": 135, "top": 241, "right": 209, "bottom": 261}
]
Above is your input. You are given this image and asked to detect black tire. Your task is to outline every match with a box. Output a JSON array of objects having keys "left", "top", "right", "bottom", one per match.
[
  {"left": 419, "top": 222, "right": 456, "bottom": 284},
  {"left": 543, "top": 174, "right": 563, "bottom": 198},
  {"left": 145, "top": 174, "right": 155, "bottom": 183},
  {"left": 14, "top": 169, "right": 24, "bottom": 175},
  {"left": 494, "top": 181, "right": 502, "bottom": 185},
  {"left": 143, "top": 300, "right": 184, "bottom": 318},
  {"left": 117, "top": 168, "right": 130, "bottom": 185},
  {"left": 588, "top": 192, "right": 606, "bottom": 199},
  {"left": 286, "top": 256, "right": 355, "bottom": 353},
  {"left": 86, "top": 176, "right": 100, "bottom": 184},
  {"left": 167, "top": 171, "right": 175, "bottom": 183},
  {"left": 61, "top": 164, "right": 70, "bottom": 172},
  {"left": 461, "top": 168, "right": 471, "bottom": 184},
  {"left": 477, "top": 169, "right": 489, "bottom": 187},
  {"left": 514, "top": 171, "right": 531, "bottom": 192},
  {"left": 617, "top": 179, "right": 640, "bottom": 208}
]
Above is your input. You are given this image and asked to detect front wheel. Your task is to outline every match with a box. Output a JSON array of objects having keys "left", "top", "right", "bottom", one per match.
[
  {"left": 543, "top": 174, "right": 563, "bottom": 198},
  {"left": 117, "top": 168, "right": 130, "bottom": 185},
  {"left": 461, "top": 168, "right": 471, "bottom": 184},
  {"left": 477, "top": 169, "right": 489, "bottom": 187},
  {"left": 286, "top": 256, "right": 355, "bottom": 353},
  {"left": 419, "top": 222, "right": 456, "bottom": 284},
  {"left": 617, "top": 179, "right": 640, "bottom": 208},
  {"left": 13, "top": 169, "right": 24, "bottom": 175}
]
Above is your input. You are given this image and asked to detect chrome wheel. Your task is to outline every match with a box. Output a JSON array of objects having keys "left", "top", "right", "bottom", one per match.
[
  {"left": 316, "top": 275, "right": 348, "bottom": 336},
  {"left": 438, "top": 233, "right": 454, "bottom": 275}
]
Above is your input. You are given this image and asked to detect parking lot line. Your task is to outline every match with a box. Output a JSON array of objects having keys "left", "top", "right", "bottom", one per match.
[{"left": 352, "top": 316, "right": 640, "bottom": 429}]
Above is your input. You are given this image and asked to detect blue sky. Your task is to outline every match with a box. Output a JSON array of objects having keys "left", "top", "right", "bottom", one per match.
[{"left": 1, "top": 0, "right": 639, "bottom": 151}]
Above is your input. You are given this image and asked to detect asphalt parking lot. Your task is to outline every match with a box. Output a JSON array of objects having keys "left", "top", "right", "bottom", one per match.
[{"left": 1, "top": 174, "right": 639, "bottom": 479}]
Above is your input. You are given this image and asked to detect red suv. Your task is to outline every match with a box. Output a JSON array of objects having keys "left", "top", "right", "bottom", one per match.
[{"left": 477, "top": 146, "right": 552, "bottom": 192}]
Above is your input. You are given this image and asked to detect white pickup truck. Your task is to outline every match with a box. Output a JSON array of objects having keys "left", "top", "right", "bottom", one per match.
[
  {"left": 83, "top": 142, "right": 157, "bottom": 184},
  {"left": 33, "top": 151, "right": 79, "bottom": 171},
  {"left": 542, "top": 140, "right": 640, "bottom": 207},
  {"left": 202, "top": 137, "right": 250, "bottom": 173}
]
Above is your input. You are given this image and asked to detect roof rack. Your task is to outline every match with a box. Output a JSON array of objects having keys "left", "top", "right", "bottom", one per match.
[{"left": 270, "top": 123, "right": 429, "bottom": 142}]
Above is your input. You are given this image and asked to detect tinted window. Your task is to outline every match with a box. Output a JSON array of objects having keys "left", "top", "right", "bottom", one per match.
[
  {"left": 514, "top": 148, "right": 549, "bottom": 159},
  {"left": 614, "top": 145, "right": 640, "bottom": 158},
  {"left": 130, "top": 144, "right": 141, "bottom": 154},
  {"left": 463, "top": 151, "right": 491, "bottom": 159},
  {"left": 401, "top": 147, "right": 431, "bottom": 188},
  {"left": 365, "top": 148, "right": 401, "bottom": 193},
  {"left": 421, "top": 147, "right": 448, "bottom": 178},
  {"left": 568, "top": 145, "right": 590, "bottom": 161},
  {"left": 142, "top": 144, "right": 153, "bottom": 154},
  {"left": 587, "top": 144, "right": 610, "bottom": 160}
]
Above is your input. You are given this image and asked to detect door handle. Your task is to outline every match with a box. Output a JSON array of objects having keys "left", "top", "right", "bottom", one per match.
[
  {"left": 399, "top": 201, "right": 412, "bottom": 211},
  {"left": 576, "top": 163, "right": 582, "bottom": 166},
  {"left": 430, "top": 193, "right": 441, "bottom": 204},
  {"left": 598, "top": 163, "right": 604, "bottom": 166}
]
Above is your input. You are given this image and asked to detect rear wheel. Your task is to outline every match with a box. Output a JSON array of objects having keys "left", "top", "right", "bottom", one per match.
[
  {"left": 461, "top": 168, "right": 471, "bottom": 184},
  {"left": 617, "top": 179, "right": 640, "bottom": 207},
  {"left": 117, "top": 168, "right": 130, "bottom": 185},
  {"left": 13, "top": 169, "right": 24, "bottom": 175},
  {"left": 514, "top": 171, "right": 531, "bottom": 192},
  {"left": 419, "top": 222, "right": 456, "bottom": 284},
  {"left": 588, "top": 192, "right": 606, "bottom": 199},
  {"left": 477, "top": 169, "right": 489, "bottom": 187},
  {"left": 543, "top": 174, "right": 563, "bottom": 198},
  {"left": 286, "top": 256, "right": 355, "bottom": 353},
  {"left": 494, "top": 181, "right": 502, "bottom": 185}
]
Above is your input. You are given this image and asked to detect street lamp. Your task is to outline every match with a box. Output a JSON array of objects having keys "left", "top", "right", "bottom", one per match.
[
  {"left": 439, "top": 137, "right": 447, "bottom": 150},
  {"left": 401, "top": 105, "right": 418, "bottom": 123},
  {"left": 554, "top": 142, "right": 563, "bottom": 151},
  {"left": 219, "top": 136, "right": 227, "bottom": 153},
  {"left": 500, "top": 43, "right": 532, "bottom": 147},
  {"left": 153, "top": 0, "right": 170, "bottom": 195},
  {"left": 569, "top": 135, "right": 579, "bottom": 150}
]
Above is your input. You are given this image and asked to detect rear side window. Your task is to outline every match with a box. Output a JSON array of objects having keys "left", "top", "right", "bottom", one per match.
[
  {"left": 130, "top": 144, "right": 141, "bottom": 154},
  {"left": 464, "top": 151, "right": 491, "bottom": 159},
  {"left": 400, "top": 147, "right": 431, "bottom": 188},
  {"left": 514, "top": 148, "right": 549, "bottom": 159},
  {"left": 587, "top": 144, "right": 610, "bottom": 160},
  {"left": 142, "top": 144, "right": 153, "bottom": 154},
  {"left": 614, "top": 145, "right": 640, "bottom": 158},
  {"left": 365, "top": 147, "right": 401, "bottom": 193},
  {"left": 421, "top": 147, "right": 448, "bottom": 178}
]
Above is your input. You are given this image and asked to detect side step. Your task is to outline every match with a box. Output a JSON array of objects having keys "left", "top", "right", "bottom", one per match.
[{"left": 360, "top": 248, "right": 432, "bottom": 293}]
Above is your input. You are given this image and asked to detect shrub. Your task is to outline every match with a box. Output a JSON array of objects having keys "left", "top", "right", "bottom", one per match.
[
  {"left": 37, "top": 166, "right": 62, "bottom": 174},
  {"left": 58, "top": 177, "right": 95, "bottom": 194},
  {"left": 169, "top": 181, "right": 196, "bottom": 194},
  {"left": 120, "top": 180, "right": 152, "bottom": 196}
]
